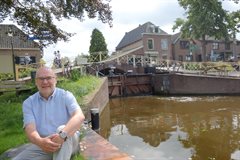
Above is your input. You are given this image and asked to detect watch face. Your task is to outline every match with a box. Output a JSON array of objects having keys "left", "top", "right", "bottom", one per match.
[{"left": 59, "top": 131, "right": 67, "bottom": 139}]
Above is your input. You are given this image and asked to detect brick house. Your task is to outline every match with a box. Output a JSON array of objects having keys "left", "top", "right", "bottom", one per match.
[
  {"left": 116, "top": 21, "right": 240, "bottom": 63},
  {"left": 0, "top": 24, "right": 43, "bottom": 74},
  {"left": 172, "top": 32, "right": 240, "bottom": 62},
  {"left": 116, "top": 22, "right": 172, "bottom": 65}
]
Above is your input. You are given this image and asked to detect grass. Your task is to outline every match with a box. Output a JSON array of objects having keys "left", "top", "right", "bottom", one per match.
[
  {"left": 57, "top": 75, "right": 100, "bottom": 106},
  {"left": 0, "top": 74, "right": 100, "bottom": 160},
  {"left": 0, "top": 93, "right": 30, "bottom": 154}
]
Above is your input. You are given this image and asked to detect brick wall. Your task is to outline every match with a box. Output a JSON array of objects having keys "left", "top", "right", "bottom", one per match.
[{"left": 83, "top": 77, "right": 109, "bottom": 120}]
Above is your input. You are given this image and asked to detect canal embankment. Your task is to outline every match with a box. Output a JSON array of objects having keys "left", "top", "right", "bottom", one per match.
[
  {"left": 80, "top": 77, "right": 133, "bottom": 160},
  {"left": 153, "top": 73, "right": 240, "bottom": 95},
  {"left": 107, "top": 72, "right": 240, "bottom": 97}
]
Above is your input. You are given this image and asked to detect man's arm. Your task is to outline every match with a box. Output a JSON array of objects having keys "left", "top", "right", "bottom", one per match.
[
  {"left": 63, "top": 109, "right": 85, "bottom": 136},
  {"left": 25, "top": 123, "right": 61, "bottom": 153},
  {"left": 51, "top": 109, "right": 85, "bottom": 143}
]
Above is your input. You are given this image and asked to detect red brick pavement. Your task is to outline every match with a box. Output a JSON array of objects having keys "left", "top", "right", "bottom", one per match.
[{"left": 81, "top": 129, "right": 133, "bottom": 160}]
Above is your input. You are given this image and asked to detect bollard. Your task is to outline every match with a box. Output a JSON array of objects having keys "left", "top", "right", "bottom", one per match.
[{"left": 90, "top": 108, "right": 99, "bottom": 131}]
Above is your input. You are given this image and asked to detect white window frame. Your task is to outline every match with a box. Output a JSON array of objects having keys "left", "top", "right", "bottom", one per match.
[
  {"left": 161, "top": 39, "right": 168, "bottom": 50},
  {"left": 212, "top": 42, "right": 219, "bottom": 50}
]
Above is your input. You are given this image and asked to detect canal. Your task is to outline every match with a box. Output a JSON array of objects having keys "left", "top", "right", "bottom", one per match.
[{"left": 99, "top": 96, "right": 240, "bottom": 160}]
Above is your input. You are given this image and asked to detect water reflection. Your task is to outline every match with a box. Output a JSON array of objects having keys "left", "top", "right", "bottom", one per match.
[{"left": 99, "top": 96, "right": 240, "bottom": 160}]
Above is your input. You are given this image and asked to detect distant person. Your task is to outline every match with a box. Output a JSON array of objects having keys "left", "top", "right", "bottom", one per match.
[
  {"left": 54, "top": 51, "right": 62, "bottom": 68},
  {"left": 64, "top": 60, "right": 71, "bottom": 77},
  {"left": 13, "top": 67, "right": 85, "bottom": 160},
  {"left": 56, "top": 51, "right": 62, "bottom": 68},
  {"left": 56, "top": 51, "right": 61, "bottom": 60}
]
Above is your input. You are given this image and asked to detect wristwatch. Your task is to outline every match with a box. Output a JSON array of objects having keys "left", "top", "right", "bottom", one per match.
[{"left": 59, "top": 130, "right": 68, "bottom": 141}]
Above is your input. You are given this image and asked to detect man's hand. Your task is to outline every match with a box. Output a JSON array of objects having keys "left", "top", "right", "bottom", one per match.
[
  {"left": 51, "top": 133, "right": 65, "bottom": 145},
  {"left": 39, "top": 134, "right": 61, "bottom": 153}
]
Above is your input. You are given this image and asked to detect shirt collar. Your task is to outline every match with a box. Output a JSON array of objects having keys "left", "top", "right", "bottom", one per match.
[{"left": 38, "top": 88, "right": 56, "bottom": 101}]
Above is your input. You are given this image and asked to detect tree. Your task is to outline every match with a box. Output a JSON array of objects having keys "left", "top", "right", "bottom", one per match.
[
  {"left": 89, "top": 28, "right": 108, "bottom": 62},
  {"left": 172, "top": 0, "right": 240, "bottom": 61},
  {"left": 0, "top": 0, "right": 113, "bottom": 48}
]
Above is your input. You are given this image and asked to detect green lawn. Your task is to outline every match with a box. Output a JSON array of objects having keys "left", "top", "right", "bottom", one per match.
[{"left": 0, "top": 74, "right": 100, "bottom": 160}]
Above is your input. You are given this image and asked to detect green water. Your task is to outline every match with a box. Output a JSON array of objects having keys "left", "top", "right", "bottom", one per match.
[{"left": 99, "top": 96, "right": 240, "bottom": 160}]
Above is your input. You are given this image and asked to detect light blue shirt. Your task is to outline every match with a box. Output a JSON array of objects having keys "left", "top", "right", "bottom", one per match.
[{"left": 22, "top": 88, "right": 80, "bottom": 137}]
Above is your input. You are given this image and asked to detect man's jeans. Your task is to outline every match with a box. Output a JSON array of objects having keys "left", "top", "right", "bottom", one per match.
[{"left": 13, "top": 125, "right": 80, "bottom": 160}]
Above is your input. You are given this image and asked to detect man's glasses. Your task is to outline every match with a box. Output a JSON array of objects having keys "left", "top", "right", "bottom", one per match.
[{"left": 36, "top": 76, "right": 55, "bottom": 81}]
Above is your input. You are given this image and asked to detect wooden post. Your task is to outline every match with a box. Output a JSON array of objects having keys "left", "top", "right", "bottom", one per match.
[
  {"left": 15, "top": 65, "right": 19, "bottom": 81},
  {"left": 133, "top": 55, "right": 136, "bottom": 68}
]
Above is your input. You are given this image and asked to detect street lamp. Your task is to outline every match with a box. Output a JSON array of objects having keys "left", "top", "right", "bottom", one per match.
[{"left": 8, "top": 28, "right": 16, "bottom": 81}]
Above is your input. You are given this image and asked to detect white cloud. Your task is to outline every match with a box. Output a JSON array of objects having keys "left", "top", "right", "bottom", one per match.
[
  {"left": 19, "top": 0, "right": 239, "bottom": 63},
  {"left": 44, "top": 0, "right": 186, "bottom": 63}
]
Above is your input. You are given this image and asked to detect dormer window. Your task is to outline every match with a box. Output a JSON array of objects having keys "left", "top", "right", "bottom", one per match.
[{"left": 148, "top": 25, "right": 159, "bottom": 33}]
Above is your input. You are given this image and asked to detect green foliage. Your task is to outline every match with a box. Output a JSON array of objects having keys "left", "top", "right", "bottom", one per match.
[
  {"left": 0, "top": 93, "right": 30, "bottom": 154},
  {"left": 0, "top": 0, "right": 112, "bottom": 47},
  {"left": 57, "top": 75, "right": 100, "bottom": 105},
  {"left": 174, "top": 0, "right": 240, "bottom": 61},
  {"left": 70, "top": 69, "right": 82, "bottom": 81},
  {"left": 89, "top": 28, "right": 108, "bottom": 62},
  {"left": 227, "top": 11, "right": 240, "bottom": 37},
  {"left": 71, "top": 154, "right": 85, "bottom": 160},
  {"left": 18, "top": 67, "right": 35, "bottom": 79},
  {"left": 0, "top": 73, "right": 13, "bottom": 81},
  {"left": 0, "top": 66, "right": 36, "bottom": 81},
  {"left": 176, "top": 0, "right": 229, "bottom": 38}
]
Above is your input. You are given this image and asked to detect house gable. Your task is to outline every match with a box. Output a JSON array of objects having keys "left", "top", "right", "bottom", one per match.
[
  {"left": 116, "top": 22, "right": 168, "bottom": 51},
  {"left": 0, "top": 24, "right": 43, "bottom": 74},
  {"left": 0, "top": 24, "right": 40, "bottom": 49}
]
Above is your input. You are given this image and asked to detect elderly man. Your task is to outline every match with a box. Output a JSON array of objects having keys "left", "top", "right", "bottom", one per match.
[{"left": 13, "top": 67, "right": 85, "bottom": 160}]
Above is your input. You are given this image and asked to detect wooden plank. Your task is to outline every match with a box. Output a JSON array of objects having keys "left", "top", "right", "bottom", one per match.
[
  {"left": 0, "top": 81, "right": 25, "bottom": 85},
  {"left": 0, "top": 80, "right": 32, "bottom": 95},
  {"left": 0, "top": 85, "right": 23, "bottom": 89}
]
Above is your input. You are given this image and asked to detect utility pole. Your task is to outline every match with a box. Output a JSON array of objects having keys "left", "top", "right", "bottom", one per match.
[{"left": 8, "top": 28, "right": 16, "bottom": 81}]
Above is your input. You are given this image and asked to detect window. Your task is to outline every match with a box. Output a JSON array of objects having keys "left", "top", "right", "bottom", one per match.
[
  {"left": 19, "top": 56, "right": 26, "bottom": 65},
  {"left": 147, "top": 39, "right": 154, "bottom": 50},
  {"left": 180, "top": 41, "right": 189, "bottom": 49},
  {"left": 212, "top": 42, "right": 219, "bottom": 50},
  {"left": 161, "top": 39, "right": 168, "bottom": 50},
  {"left": 225, "top": 42, "right": 230, "bottom": 50}
]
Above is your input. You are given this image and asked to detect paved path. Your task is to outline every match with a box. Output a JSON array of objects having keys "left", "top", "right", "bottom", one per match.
[{"left": 81, "top": 128, "right": 133, "bottom": 160}]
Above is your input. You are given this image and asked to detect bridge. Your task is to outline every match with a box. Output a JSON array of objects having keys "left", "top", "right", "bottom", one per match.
[
  {"left": 84, "top": 47, "right": 240, "bottom": 78},
  {"left": 78, "top": 49, "right": 240, "bottom": 97}
]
